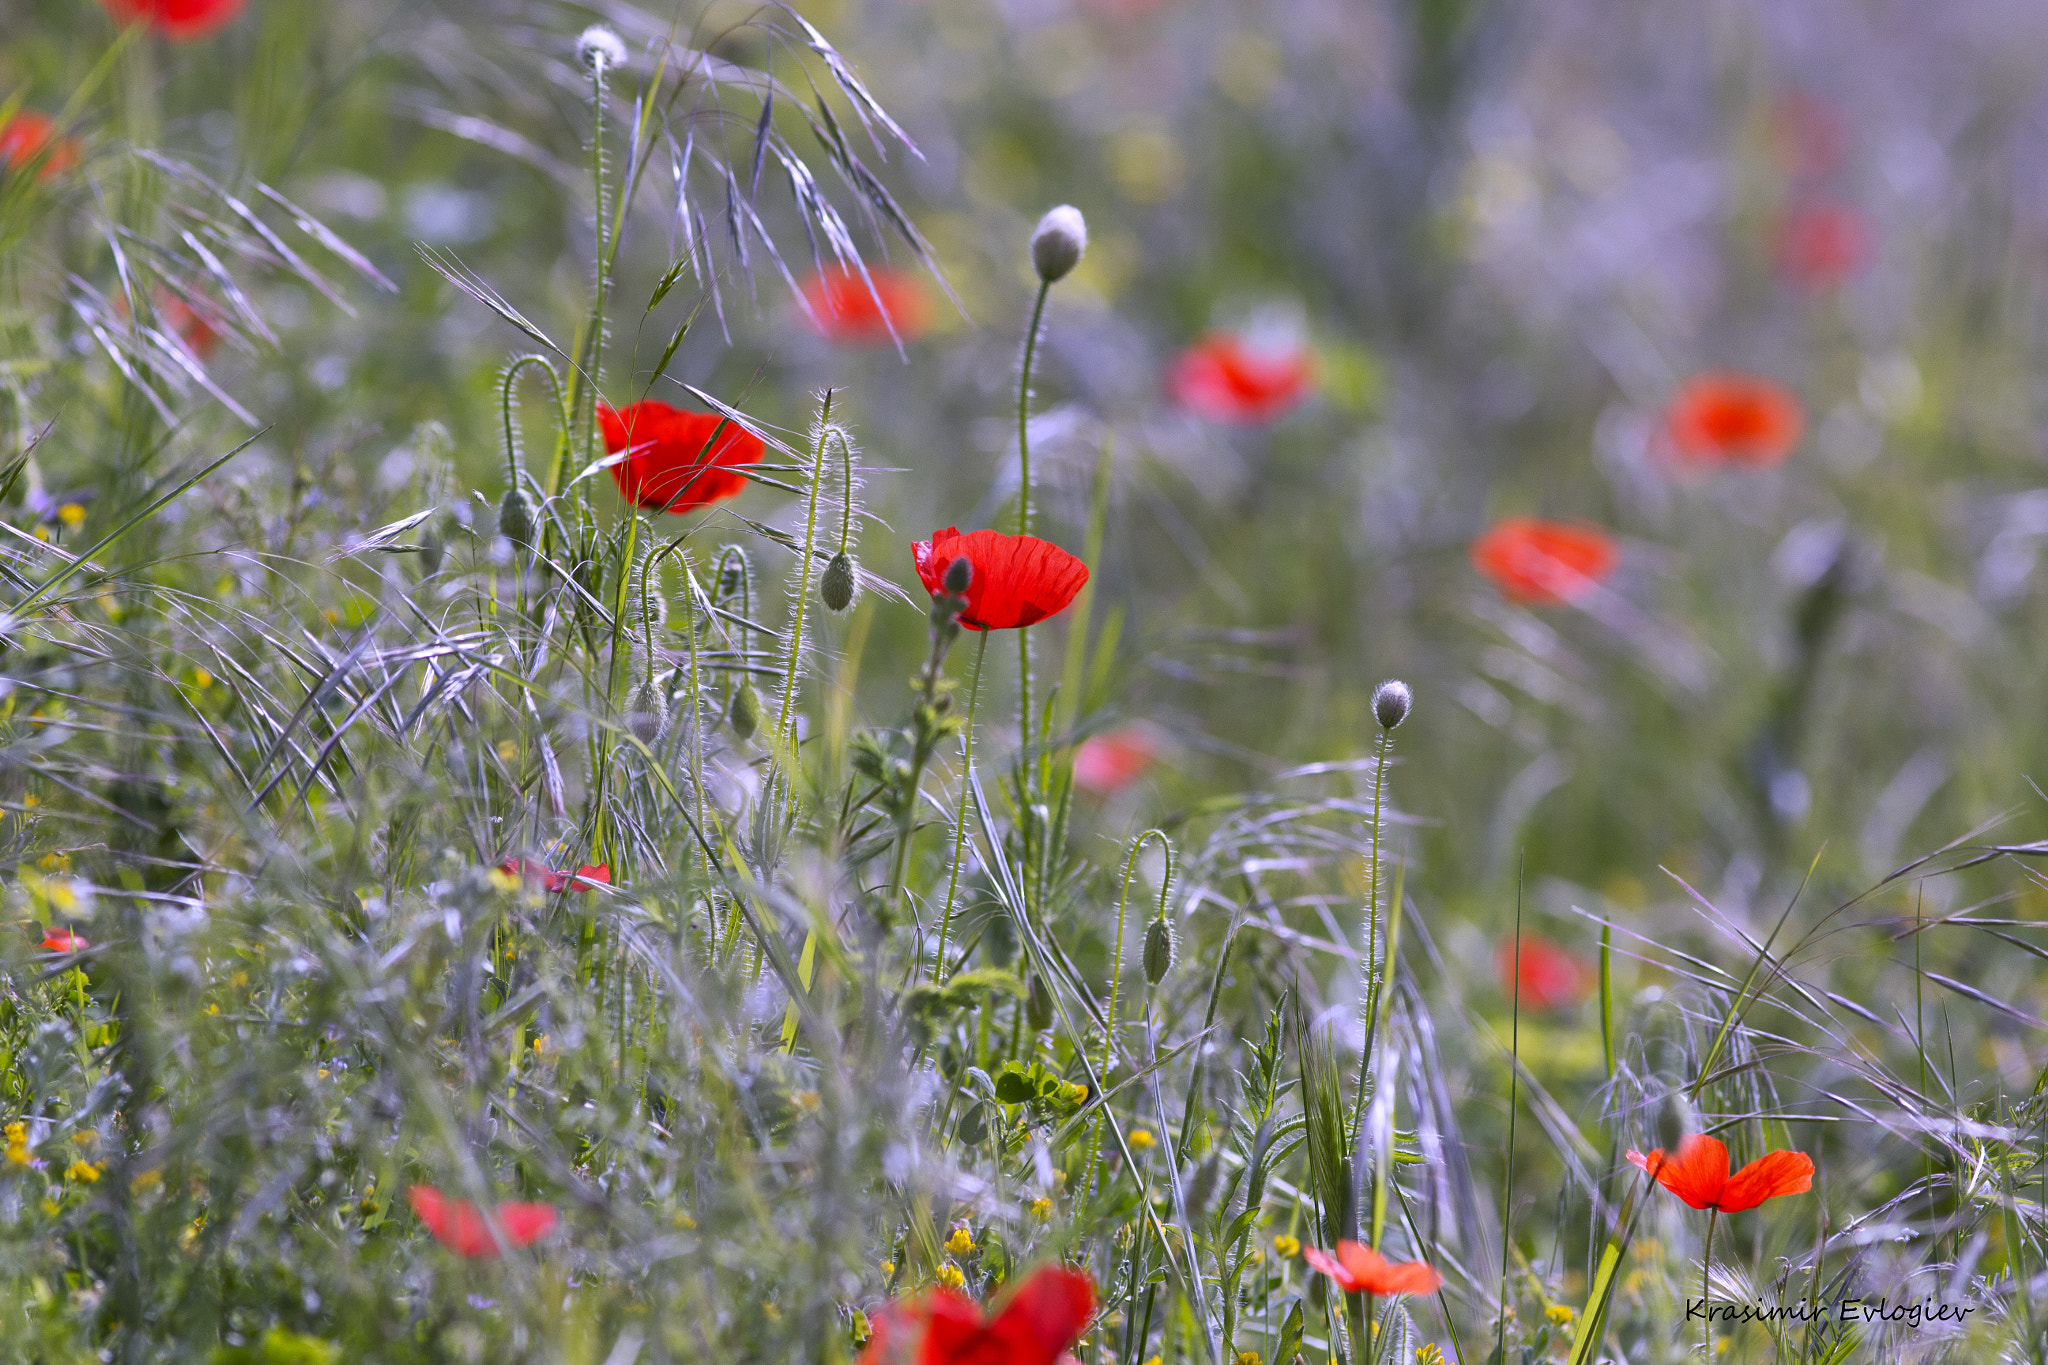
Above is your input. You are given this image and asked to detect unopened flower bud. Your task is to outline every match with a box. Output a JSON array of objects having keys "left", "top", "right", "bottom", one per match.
[
  {"left": 943, "top": 555, "right": 973, "bottom": 595},
  {"left": 1371, "top": 679, "right": 1411, "bottom": 730},
  {"left": 821, "top": 551, "right": 856, "bottom": 613},
  {"left": 1026, "top": 974, "right": 1054, "bottom": 1032},
  {"left": 1653, "top": 1090, "right": 1696, "bottom": 1153},
  {"left": 1143, "top": 914, "right": 1176, "bottom": 985},
  {"left": 626, "top": 680, "right": 668, "bottom": 745},
  {"left": 1030, "top": 205, "right": 1088, "bottom": 284},
  {"left": 729, "top": 679, "right": 761, "bottom": 740},
  {"left": 497, "top": 486, "right": 536, "bottom": 549},
  {"left": 576, "top": 25, "right": 627, "bottom": 74},
  {"left": 418, "top": 525, "right": 445, "bottom": 577}
]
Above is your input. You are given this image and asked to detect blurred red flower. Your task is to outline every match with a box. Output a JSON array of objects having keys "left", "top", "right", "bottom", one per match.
[
  {"left": 1167, "top": 334, "right": 1314, "bottom": 424},
  {"left": 100, "top": 0, "right": 246, "bottom": 39},
  {"left": 598, "top": 400, "right": 766, "bottom": 514},
  {"left": 913, "top": 527, "right": 1089, "bottom": 632},
  {"left": 39, "top": 928, "right": 88, "bottom": 953},
  {"left": 1073, "top": 729, "right": 1156, "bottom": 796},
  {"left": 499, "top": 858, "right": 611, "bottom": 893},
  {"left": 0, "top": 112, "right": 79, "bottom": 182},
  {"left": 800, "top": 265, "right": 930, "bottom": 345},
  {"left": 1302, "top": 1240, "right": 1442, "bottom": 1297},
  {"left": 1664, "top": 373, "right": 1803, "bottom": 468},
  {"left": 859, "top": 1263, "right": 1094, "bottom": 1365},
  {"left": 1627, "top": 1134, "right": 1813, "bottom": 1213},
  {"left": 159, "top": 292, "right": 220, "bottom": 359},
  {"left": 407, "top": 1185, "right": 557, "bottom": 1258},
  {"left": 1469, "top": 518, "right": 1618, "bottom": 606},
  {"left": 1497, "top": 935, "right": 1590, "bottom": 1011},
  {"left": 1774, "top": 203, "right": 1867, "bottom": 291}
]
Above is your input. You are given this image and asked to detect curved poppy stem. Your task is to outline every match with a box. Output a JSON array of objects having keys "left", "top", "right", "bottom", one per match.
[
  {"left": 931, "top": 631, "right": 991, "bottom": 983},
  {"left": 1701, "top": 1208, "right": 1717, "bottom": 1360}
]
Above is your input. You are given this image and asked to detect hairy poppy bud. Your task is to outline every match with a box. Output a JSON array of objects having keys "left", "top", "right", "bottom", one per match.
[
  {"left": 1654, "top": 1090, "right": 1696, "bottom": 1153},
  {"left": 627, "top": 680, "right": 668, "bottom": 745},
  {"left": 1030, "top": 205, "right": 1088, "bottom": 284},
  {"left": 418, "top": 524, "right": 445, "bottom": 576},
  {"left": 1026, "top": 974, "right": 1054, "bottom": 1032},
  {"left": 942, "top": 554, "right": 974, "bottom": 596},
  {"left": 1371, "top": 679, "right": 1412, "bottom": 730},
  {"left": 729, "top": 679, "right": 761, "bottom": 740},
  {"left": 821, "top": 550, "right": 856, "bottom": 613},
  {"left": 576, "top": 25, "right": 627, "bottom": 73},
  {"left": 1143, "top": 914, "right": 1176, "bottom": 985},
  {"left": 498, "top": 486, "right": 536, "bottom": 549}
]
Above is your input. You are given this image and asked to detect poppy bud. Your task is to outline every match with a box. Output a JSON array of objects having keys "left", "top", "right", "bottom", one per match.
[
  {"left": 627, "top": 680, "right": 668, "bottom": 745},
  {"left": 576, "top": 25, "right": 627, "bottom": 73},
  {"left": 821, "top": 550, "right": 856, "bottom": 613},
  {"left": 1026, "top": 974, "right": 1054, "bottom": 1032},
  {"left": 498, "top": 486, "right": 536, "bottom": 549},
  {"left": 1143, "top": 914, "right": 1176, "bottom": 985},
  {"left": 943, "top": 554, "right": 973, "bottom": 595},
  {"left": 729, "top": 679, "right": 761, "bottom": 740},
  {"left": 1371, "top": 679, "right": 1412, "bottom": 730},
  {"left": 1030, "top": 205, "right": 1088, "bottom": 284},
  {"left": 1654, "top": 1090, "right": 1696, "bottom": 1153},
  {"left": 418, "top": 525, "right": 445, "bottom": 577}
]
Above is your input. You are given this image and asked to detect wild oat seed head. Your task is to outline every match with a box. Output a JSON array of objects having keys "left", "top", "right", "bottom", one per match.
[
  {"left": 1031, "top": 205, "right": 1088, "bottom": 284},
  {"left": 1371, "top": 679, "right": 1412, "bottom": 730},
  {"left": 577, "top": 26, "right": 628, "bottom": 74}
]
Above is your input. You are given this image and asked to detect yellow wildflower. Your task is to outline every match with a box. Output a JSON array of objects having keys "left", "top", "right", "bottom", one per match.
[
  {"left": 879, "top": 1260, "right": 895, "bottom": 1278},
  {"left": 1237, "top": 1354, "right": 1260, "bottom": 1365},
  {"left": 1128, "top": 1128, "right": 1156, "bottom": 1151},
  {"left": 761, "top": 1300, "right": 781, "bottom": 1323},
  {"left": 674, "top": 1211, "right": 696, "bottom": 1229},
  {"left": 1064, "top": 1083, "right": 1087, "bottom": 1105},
  {"left": 1029, "top": 1196, "right": 1053, "bottom": 1219},
  {"left": 1272, "top": 1234, "right": 1301, "bottom": 1259},
  {"left": 65, "top": 1159, "right": 102, "bottom": 1183},
  {"left": 131, "top": 1169, "right": 162, "bottom": 1194},
  {"left": 793, "top": 1090, "right": 821, "bottom": 1113},
  {"left": 1417, "top": 1347, "right": 1445, "bottom": 1365},
  {"left": 496, "top": 740, "right": 519, "bottom": 762},
  {"left": 945, "top": 1226, "right": 976, "bottom": 1256},
  {"left": 935, "top": 1264, "right": 966, "bottom": 1289},
  {"left": 192, "top": 669, "right": 213, "bottom": 690},
  {"left": 487, "top": 866, "right": 522, "bottom": 893},
  {"left": 57, "top": 504, "right": 85, "bottom": 528},
  {"left": 4, "top": 1122, "right": 31, "bottom": 1167},
  {"left": 1545, "top": 1304, "right": 1574, "bottom": 1327}
]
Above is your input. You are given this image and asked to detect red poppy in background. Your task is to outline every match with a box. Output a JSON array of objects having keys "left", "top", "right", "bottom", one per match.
[
  {"left": 859, "top": 1263, "right": 1094, "bottom": 1365},
  {"left": 1469, "top": 518, "right": 1618, "bottom": 606},
  {"left": 1166, "top": 333, "right": 1314, "bottom": 424},
  {"left": 158, "top": 292, "right": 220, "bottom": 359},
  {"left": 1663, "top": 373, "right": 1803, "bottom": 468},
  {"left": 1627, "top": 1134, "right": 1813, "bottom": 1213},
  {"left": 1497, "top": 935, "right": 1590, "bottom": 1011},
  {"left": 1302, "top": 1241, "right": 1442, "bottom": 1297},
  {"left": 1774, "top": 203, "right": 1867, "bottom": 291},
  {"left": 499, "top": 859, "right": 611, "bottom": 893},
  {"left": 407, "top": 1185, "right": 557, "bottom": 1259},
  {"left": 0, "top": 112, "right": 79, "bottom": 182},
  {"left": 913, "top": 527, "right": 1089, "bottom": 632},
  {"left": 598, "top": 400, "right": 766, "bottom": 514},
  {"left": 800, "top": 265, "right": 930, "bottom": 345},
  {"left": 39, "top": 928, "right": 88, "bottom": 953},
  {"left": 100, "top": 0, "right": 246, "bottom": 39},
  {"left": 1073, "top": 729, "right": 1156, "bottom": 796}
]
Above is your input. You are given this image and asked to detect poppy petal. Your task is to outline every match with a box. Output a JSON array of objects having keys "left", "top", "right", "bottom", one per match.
[
  {"left": 912, "top": 528, "right": 1089, "bottom": 631},
  {"left": 988, "top": 1265, "right": 1097, "bottom": 1365},
  {"left": 1643, "top": 1134, "right": 1730, "bottom": 1211},
  {"left": 1718, "top": 1149, "right": 1814, "bottom": 1212},
  {"left": 1302, "top": 1244, "right": 1362, "bottom": 1293},
  {"left": 598, "top": 400, "right": 767, "bottom": 514},
  {"left": 1333, "top": 1240, "right": 1443, "bottom": 1297}
]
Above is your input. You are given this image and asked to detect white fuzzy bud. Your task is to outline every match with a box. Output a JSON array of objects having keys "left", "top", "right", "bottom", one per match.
[
  {"left": 1371, "top": 679, "right": 1412, "bottom": 730},
  {"left": 577, "top": 26, "right": 627, "bottom": 74},
  {"left": 1030, "top": 205, "right": 1088, "bottom": 284}
]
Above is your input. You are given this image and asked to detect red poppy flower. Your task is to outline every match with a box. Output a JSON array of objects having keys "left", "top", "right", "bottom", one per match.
[
  {"left": 159, "top": 292, "right": 220, "bottom": 359},
  {"left": 1166, "top": 334, "right": 1314, "bottom": 424},
  {"left": 39, "top": 928, "right": 88, "bottom": 953},
  {"left": 1072, "top": 729, "right": 1156, "bottom": 796},
  {"left": 1663, "top": 373, "right": 1803, "bottom": 468},
  {"left": 100, "top": 0, "right": 246, "bottom": 39},
  {"left": 1469, "top": 518, "right": 1618, "bottom": 606},
  {"left": 1774, "top": 203, "right": 1867, "bottom": 291},
  {"left": 912, "top": 527, "right": 1089, "bottom": 632},
  {"left": 799, "top": 265, "right": 931, "bottom": 345},
  {"left": 597, "top": 400, "right": 767, "bottom": 515},
  {"left": 1302, "top": 1241, "right": 1442, "bottom": 1297},
  {"left": 0, "top": 112, "right": 79, "bottom": 183},
  {"left": 1497, "top": 936, "right": 1590, "bottom": 1011},
  {"left": 1626, "top": 1134, "right": 1813, "bottom": 1213},
  {"left": 859, "top": 1263, "right": 1094, "bottom": 1365},
  {"left": 499, "top": 859, "right": 611, "bottom": 893},
  {"left": 407, "top": 1185, "right": 558, "bottom": 1258}
]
